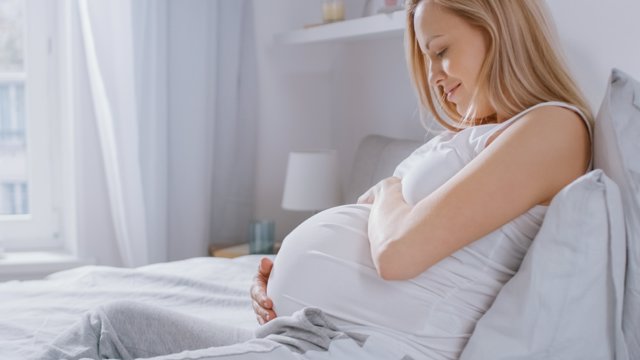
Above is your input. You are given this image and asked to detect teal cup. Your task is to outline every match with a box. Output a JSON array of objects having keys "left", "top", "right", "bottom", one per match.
[{"left": 249, "top": 220, "right": 275, "bottom": 254}]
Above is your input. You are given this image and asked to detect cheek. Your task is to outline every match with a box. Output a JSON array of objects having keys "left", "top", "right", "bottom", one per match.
[
  {"left": 441, "top": 56, "right": 466, "bottom": 85},
  {"left": 455, "top": 59, "right": 480, "bottom": 92},
  {"left": 461, "top": 52, "right": 486, "bottom": 85},
  {"left": 441, "top": 58, "right": 451, "bottom": 74},
  {"left": 447, "top": 48, "right": 481, "bottom": 82}
]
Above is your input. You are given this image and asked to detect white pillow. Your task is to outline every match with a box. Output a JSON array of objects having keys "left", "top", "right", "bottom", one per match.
[
  {"left": 459, "top": 170, "right": 628, "bottom": 359},
  {"left": 593, "top": 68, "right": 640, "bottom": 357}
]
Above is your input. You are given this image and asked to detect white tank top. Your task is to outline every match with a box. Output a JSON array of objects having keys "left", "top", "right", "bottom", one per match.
[{"left": 267, "top": 102, "right": 592, "bottom": 359}]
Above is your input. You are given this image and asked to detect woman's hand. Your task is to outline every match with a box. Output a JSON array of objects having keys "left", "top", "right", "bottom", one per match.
[
  {"left": 364, "top": 176, "right": 413, "bottom": 279},
  {"left": 250, "top": 257, "right": 277, "bottom": 325},
  {"left": 357, "top": 177, "right": 402, "bottom": 205}
]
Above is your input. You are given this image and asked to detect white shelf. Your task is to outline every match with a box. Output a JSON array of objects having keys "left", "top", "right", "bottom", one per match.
[{"left": 275, "top": 10, "right": 406, "bottom": 45}]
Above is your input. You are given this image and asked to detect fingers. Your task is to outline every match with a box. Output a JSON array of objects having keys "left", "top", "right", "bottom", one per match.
[
  {"left": 378, "top": 177, "right": 402, "bottom": 194},
  {"left": 251, "top": 258, "right": 277, "bottom": 324},
  {"left": 252, "top": 299, "right": 276, "bottom": 324},
  {"left": 250, "top": 276, "right": 272, "bottom": 309},
  {"left": 357, "top": 177, "right": 403, "bottom": 204},
  {"left": 254, "top": 287, "right": 273, "bottom": 309},
  {"left": 251, "top": 279, "right": 276, "bottom": 324},
  {"left": 356, "top": 195, "right": 370, "bottom": 204},
  {"left": 255, "top": 257, "right": 274, "bottom": 307},
  {"left": 389, "top": 176, "right": 402, "bottom": 184},
  {"left": 381, "top": 176, "right": 401, "bottom": 187},
  {"left": 259, "top": 257, "right": 273, "bottom": 276},
  {"left": 357, "top": 190, "right": 374, "bottom": 204}
]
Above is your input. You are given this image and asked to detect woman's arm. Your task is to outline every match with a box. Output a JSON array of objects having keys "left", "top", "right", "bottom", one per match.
[{"left": 368, "top": 106, "right": 591, "bottom": 280}]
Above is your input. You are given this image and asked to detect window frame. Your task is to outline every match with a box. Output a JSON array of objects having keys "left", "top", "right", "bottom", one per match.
[{"left": 0, "top": 0, "right": 61, "bottom": 251}]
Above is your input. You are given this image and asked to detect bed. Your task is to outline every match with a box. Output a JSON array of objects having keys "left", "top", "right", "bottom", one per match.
[
  {"left": 0, "top": 135, "right": 422, "bottom": 360},
  {"left": 1, "top": 69, "right": 638, "bottom": 360},
  {"left": 0, "top": 256, "right": 263, "bottom": 358}
]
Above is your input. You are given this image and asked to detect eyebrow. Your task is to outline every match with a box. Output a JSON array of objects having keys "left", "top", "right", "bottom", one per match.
[{"left": 425, "top": 34, "right": 443, "bottom": 50}]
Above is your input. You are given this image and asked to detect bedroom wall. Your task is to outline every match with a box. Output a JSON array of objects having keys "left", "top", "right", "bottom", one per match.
[
  {"left": 545, "top": 0, "right": 640, "bottom": 111},
  {"left": 251, "top": 0, "right": 424, "bottom": 244},
  {"left": 250, "top": 0, "right": 640, "bottom": 244},
  {"left": 252, "top": 0, "right": 335, "bottom": 244}
]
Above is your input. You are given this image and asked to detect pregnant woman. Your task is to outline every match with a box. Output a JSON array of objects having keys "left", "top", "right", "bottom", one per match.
[
  {"left": 253, "top": 0, "right": 592, "bottom": 358},
  {"left": 37, "top": 0, "right": 592, "bottom": 359}
]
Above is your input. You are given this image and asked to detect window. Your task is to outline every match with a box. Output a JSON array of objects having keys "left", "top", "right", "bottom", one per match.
[
  {"left": 0, "top": 0, "right": 59, "bottom": 251},
  {"left": 1, "top": 181, "right": 29, "bottom": 214}
]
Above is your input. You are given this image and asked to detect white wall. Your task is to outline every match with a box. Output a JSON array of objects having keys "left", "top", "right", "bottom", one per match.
[
  {"left": 251, "top": 0, "right": 640, "bottom": 243},
  {"left": 252, "top": 0, "right": 333, "bottom": 243},
  {"left": 546, "top": 0, "right": 640, "bottom": 111},
  {"left": 252, "top": 0, "right": 425, "bottom": 243},
  {"left": 331, "top": 38, "right": 427, "bottom": 193}
]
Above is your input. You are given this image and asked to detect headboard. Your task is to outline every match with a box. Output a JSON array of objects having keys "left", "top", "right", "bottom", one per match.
[{"left": 345, "top": 134, "right": 424, "bottom": 203}]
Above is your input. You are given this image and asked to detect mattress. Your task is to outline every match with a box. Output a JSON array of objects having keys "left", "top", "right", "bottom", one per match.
[{"left": 0, "top": 255, "right": 266, "bottom": 359}]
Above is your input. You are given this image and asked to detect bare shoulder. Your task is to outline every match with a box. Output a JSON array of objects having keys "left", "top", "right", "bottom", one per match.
[
  {"left": 495, "top": 105, "right": 591, "bottom": 156},
  {"left": 490, "top": 104, "right": 591, "bottom": 159},
  {"left": 516, "top": 105, "right": 590, "bottom": 143},
  {"left": 495, "top": 104, "right": 591, "bottom": 203}
]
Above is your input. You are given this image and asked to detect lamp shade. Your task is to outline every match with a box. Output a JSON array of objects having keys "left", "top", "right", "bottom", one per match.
[{"left": 282, "top": 150, "right": 342, "bottom": 211}]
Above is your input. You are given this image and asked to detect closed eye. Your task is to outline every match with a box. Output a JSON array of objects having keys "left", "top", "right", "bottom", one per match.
[{"left": 436, "top": 48, "right": 447, "bottom": 58}]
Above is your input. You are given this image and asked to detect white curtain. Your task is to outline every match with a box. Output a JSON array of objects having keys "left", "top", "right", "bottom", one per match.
[
  {"left": 132, "top": 0, "right": 170, "bottom": 264},
  {"left": 77, "top": 0, "right": 150, "bottom": 267},
  {"left": 67, "top": 0, "right": 257, "bottom": 266}
]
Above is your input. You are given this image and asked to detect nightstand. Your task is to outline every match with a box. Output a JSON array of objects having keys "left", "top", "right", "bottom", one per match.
[{"left": 208, "top": 242, "right": 282, "bottom": 258}]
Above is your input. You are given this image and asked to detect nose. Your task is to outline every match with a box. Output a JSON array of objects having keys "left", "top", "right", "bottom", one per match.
[{"left": 428, "top": 59, "right": 445, "bottom": 90}]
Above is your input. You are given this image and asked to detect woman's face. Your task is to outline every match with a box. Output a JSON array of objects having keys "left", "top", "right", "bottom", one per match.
[{"left": 414, "top": 1, "right": 495, "bottom": 120}]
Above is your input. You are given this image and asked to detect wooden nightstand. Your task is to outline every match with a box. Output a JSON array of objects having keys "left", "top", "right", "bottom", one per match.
[{"left": 208, "top": 242, "right": 282, "bottom": 258}]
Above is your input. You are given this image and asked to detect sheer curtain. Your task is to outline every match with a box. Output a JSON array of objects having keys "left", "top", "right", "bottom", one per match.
[
  {"left": 67, "top": 0, "right": 257, "bottom": 266},
  {"left": 132, "top": 0, "right": 169, "bottom": 264}
]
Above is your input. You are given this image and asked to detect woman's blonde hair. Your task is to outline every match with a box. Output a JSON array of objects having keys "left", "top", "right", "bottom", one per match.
[{"left": 406, "top": 0, "right": 593, "bottom": 131}]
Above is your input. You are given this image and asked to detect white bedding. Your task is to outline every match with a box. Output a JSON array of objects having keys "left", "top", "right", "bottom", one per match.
[{"left": 0, "top": 255, "right": 266, "bottom": 360}]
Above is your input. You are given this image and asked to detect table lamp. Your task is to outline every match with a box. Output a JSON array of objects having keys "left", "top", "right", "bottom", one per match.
[{"left": 282, "top": 150, "right": 342, "bottom": 212}]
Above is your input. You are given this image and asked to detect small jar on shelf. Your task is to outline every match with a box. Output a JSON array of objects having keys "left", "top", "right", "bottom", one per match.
[
  {"left": 378, "top": 0, "right": 405, "bottom": 14},
  {"left": 322, "top": 0, "right": 345, "bottom": 23}
]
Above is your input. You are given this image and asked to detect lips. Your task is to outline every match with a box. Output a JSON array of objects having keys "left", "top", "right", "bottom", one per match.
[{"left": 445, "top": 83, "right": 460, "bottom": 101}]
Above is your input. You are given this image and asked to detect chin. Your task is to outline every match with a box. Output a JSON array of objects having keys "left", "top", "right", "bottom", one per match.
[{"left": 455, "top": 104, "right": 470, "bottom": 118}]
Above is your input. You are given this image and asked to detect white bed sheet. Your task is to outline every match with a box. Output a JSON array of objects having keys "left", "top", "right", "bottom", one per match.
[{"left": 0, "top": 255, "right": 267, "bottom": 360}]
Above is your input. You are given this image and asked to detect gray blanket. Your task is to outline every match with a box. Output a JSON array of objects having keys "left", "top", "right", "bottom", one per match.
[
  {"left": 255, "top": 307, "right": 369, "bottom": 354},
  {"left": 136, "top": 307, "right": 415, "bottom": 360}
]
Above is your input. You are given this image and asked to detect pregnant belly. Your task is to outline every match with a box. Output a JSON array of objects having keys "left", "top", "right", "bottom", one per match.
[{"left": 267, "top": 204, "right": 432, "bottom": 333}]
